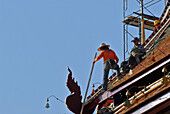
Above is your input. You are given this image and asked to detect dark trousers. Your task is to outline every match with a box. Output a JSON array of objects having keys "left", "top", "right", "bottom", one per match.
[
  {"left": 103, "top": 59, "right": 120, "bottom": 91},
  {"left": 128, "top": 55, "right": 143, "bottom": 69}
]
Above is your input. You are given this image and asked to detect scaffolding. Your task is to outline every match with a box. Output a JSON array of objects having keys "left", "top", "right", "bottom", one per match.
[{"left": 122, "top": 0, "right": 167, "bottom": 60}]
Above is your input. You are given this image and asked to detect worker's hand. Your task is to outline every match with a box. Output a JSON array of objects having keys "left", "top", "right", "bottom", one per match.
[{"left": 93, "top": 60, "right": 96, "bottom": 63}]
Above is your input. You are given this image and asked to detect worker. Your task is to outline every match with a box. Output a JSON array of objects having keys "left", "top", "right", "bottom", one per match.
[
  {"left": 128, "top": 37, "right": 146, "bottom": 69},
  {"left": 154, "top": 20, "right": 160, "bottom": 32},
  {"left": 93, "top": 43, "right": 120, "bottom": 91}
]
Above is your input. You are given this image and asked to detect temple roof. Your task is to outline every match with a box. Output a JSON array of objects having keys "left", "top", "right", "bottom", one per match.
[{"left": 83, "top": 2, "right": 170, "bottom": 113}]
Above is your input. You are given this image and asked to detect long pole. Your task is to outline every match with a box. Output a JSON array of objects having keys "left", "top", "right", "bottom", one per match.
[
  {"left": 140, "top": 0, "right": 145, "bottom": 44},
  {"left": 123, "top": 0, "right": 126, "bottom": 61},
  {"left": 80, "top": 52, "right": 97, "bottom": 114}
]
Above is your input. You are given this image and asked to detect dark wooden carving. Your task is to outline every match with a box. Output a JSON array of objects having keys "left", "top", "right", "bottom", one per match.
[
  {"left": 66, "top": 67, "right": 96, "bottom": 114},
  {"left": 65, "top": 67, "right": 82, "bottom": 114}
]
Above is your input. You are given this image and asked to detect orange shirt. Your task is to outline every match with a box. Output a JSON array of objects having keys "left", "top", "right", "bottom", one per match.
[{"left": 94, "top": 49, "right": 119, "bottom": 63}]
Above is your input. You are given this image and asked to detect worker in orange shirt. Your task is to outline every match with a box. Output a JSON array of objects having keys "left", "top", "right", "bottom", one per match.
[{"left": 93, "top": 43, "right": 120, "bottom": 91}]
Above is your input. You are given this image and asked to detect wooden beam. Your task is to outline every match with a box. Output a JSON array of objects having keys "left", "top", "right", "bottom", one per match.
[
  {"left": 127, "top": 16, "right": 154, "bottom": 25},
  {"left": 122, "top": 16, "right": 155, "bottom": 30},
  {"left": 133, "top": 12, "right": 159, "bottom": 20}
]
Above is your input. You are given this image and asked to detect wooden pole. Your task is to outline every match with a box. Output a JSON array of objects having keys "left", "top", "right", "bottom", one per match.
[
  {"left": 140, "top": 0, "right": 145, "bottom": 44},
  {"left": 80, "top": 52, "right": 97, "bottom": 114}
]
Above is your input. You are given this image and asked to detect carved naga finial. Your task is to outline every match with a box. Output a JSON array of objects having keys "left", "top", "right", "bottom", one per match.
[
  {"left": 65, "top": 67, "right": 95, "bottom": 114},
  {"left": 65, "top": 67, "right": 82, "bottom": 114}
]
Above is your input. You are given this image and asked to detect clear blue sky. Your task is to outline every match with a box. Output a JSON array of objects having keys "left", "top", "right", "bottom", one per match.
[{"left": 0, "top": 0, "right": 165, "bottom": 114}]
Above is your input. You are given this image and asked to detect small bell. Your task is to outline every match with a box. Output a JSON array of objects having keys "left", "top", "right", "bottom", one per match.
[
  {"left": 45, "top": 103, "right": 50, "bottom": 109},
  {"left": 126, "top": 90, "right": 131, "bottom": 98}
]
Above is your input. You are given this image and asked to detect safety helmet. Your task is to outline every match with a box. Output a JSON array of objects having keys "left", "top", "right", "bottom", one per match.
[{"left": 154, "top": 20, "right": 160, "bottom": 26}]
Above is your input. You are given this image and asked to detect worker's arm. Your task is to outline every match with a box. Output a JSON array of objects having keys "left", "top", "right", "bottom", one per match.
[
  {"left": 114, "top": 53, "right": 119, "bottom": 63},
  {"left": 93, "top": 52, "right": 103, "bottom": 63},
  {"left": 138, "top": 45, "right": 146, "bottom": 55}
]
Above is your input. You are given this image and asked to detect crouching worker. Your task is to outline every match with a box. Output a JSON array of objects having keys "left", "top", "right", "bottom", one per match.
[
  {"left": 128, "top": 37, "right": 146, "bottom": 69},
  {"left": 93, "top": 43, "right": 120, "bottom": 91}
]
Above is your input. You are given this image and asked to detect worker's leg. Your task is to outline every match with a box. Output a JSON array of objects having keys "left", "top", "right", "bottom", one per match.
[
  {"left": 103, "top": 62, "right": 110, "bottom": 91},
  {"left": 128, "top": 55, "right": 137, "bottom": 69},
  {"left": 135, "top": 55, "right": 141, "bottom": 64}
]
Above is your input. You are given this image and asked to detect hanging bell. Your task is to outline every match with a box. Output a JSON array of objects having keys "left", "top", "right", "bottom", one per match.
[
  {"left": 126, "top": 90, "right": 131, "bottom": 98},
  {"left": 45, "top": 103, "right": 50, "bottom": 109}
]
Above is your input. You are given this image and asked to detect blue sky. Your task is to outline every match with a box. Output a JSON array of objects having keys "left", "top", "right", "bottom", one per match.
[{"left": 0, "top": 0, "right": 165, "bottom": 114}]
